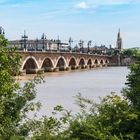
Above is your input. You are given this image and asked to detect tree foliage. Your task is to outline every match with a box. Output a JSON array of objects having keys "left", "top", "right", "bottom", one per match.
[
  {"left": 124, "top": 62, "right": 140, "bottom": 110},
  {"left": 122, "top": 48, "right": 140, "bottom": 58},
  {"left": 0, "top": 35, "right": 43, "bottom": 139}
]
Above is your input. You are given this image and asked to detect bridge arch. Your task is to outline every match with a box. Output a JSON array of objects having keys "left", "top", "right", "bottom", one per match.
[
  {"left": 100, "top": 59, "right": 104, "bottom": 66},
  {"left": 21, "top": 56, "right": 39, "bottom": 70},
  {"left": 79, "top": 58, "right": 86, "bottom": 65},
  {"left": 68, "top": 56, "right": 77, "bottom": 70},
  {"left": 87, "top": 58, "right": 93, "bottom": 67},
  {"left": 41, "top": 57, "right": 54, "bottom": 72},
  {"left": 105, "top": 59, "right": 109, "bottom": 64},
  {"left": 55, "top": 56, "right": 67, "bottom": 68},
  {"left": 69, "top": 57, "right": 77, "bottom": 65},
  {"left": 94, "top": 59, "right": 99, "bottom": 65},
  {"left": 78, "top": 57, "right": 86, "bottom": 68}
]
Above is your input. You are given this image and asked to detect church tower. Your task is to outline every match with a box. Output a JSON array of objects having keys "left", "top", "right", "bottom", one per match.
[{"left": 116, "top": 29, "right": 123, "bottom": 51}]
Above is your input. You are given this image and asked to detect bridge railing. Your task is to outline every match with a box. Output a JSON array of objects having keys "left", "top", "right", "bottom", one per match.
[
  {"left": 16, "top": 51, "right": 111, "bottom": 58},
  {"left": 16, "top": 48, "right": 111, "bottom": 57}
]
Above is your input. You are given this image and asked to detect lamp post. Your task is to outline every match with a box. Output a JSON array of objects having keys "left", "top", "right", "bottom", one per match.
[
  {"left": 41, "top": 33, "right": 47, "bottom": 51},
  {"left": 21, "top": 30, "right": 28, "bottom": 51},
  {"left": 35, "top": 38, "right": 39, "bottom": 51},
  {"left": 68, "top": 37, "right": 73, "bottom": 51},
  {"left": 57, "top": 36, "right": 61, "bottom": 51},
  {"left": 79, "top": 40, "right": 84, "bottom": 53},
  {"left": 87, "top": 40, "right": 92, "bottom": 53}
]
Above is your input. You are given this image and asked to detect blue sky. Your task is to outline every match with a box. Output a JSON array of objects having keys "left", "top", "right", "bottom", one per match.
[{"left": 0, "top": 0, "right": 140, "bottom": 48}]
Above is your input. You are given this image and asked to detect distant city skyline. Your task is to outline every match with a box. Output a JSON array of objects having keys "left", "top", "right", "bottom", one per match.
[{"left": 1, "top": 0, "right": 140, "bottom": 48}]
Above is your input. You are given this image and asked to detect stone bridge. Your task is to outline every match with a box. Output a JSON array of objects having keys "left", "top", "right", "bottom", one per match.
[{"left": 18, "top": 51, "right": 111, "bottom": 74}]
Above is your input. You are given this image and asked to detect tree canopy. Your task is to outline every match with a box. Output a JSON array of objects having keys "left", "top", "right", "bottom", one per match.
[
  {"left": 122, "top": 48, "right": 140, "bottom": 58},
  {"left": 0, "top": 35, "right": 42, "bottom": 139}
]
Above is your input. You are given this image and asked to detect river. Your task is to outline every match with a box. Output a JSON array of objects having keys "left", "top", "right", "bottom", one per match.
[{"left": 21, "top": 66, "right": 129, "bottom": 117}]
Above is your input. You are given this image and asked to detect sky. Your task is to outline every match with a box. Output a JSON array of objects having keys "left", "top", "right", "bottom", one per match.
[{"left": 0, "top": 0, "right": 140, "bottom": 48}]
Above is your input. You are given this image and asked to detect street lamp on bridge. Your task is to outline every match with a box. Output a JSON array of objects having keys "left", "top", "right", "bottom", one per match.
[
  {"left": 35, "top": 38, "right": 39, "bottom": 51},
  {"left": 87, "top": 40, "right": 92, "bottom": 53},
  {"left": 41, "top": 33, "right": 47, "bottom": 51},
  {"left": 79, "top": 40, "right": 84, "bottom": 53},
  {"left": 21, "top": 30, "right": 28, "bottom": 51},
  {"left": 68, "top": 37, "right": 73, "bottom": 51},
  {"left": 56, "top": 36, "right": 61, "bottom": 51}
]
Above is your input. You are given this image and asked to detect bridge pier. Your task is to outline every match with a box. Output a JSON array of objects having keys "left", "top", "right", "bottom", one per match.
[
  {"left": 20, "top": 70, "right": 26, "bottom": 76},
  {"left": 81, "top": 65, "right": 86, "bottom": 69},
  {"left": 53, "top": 67, "right": 59, "bottom": 72},
  {"left": 38, "top": 68, "right": 45, "bottom": 74},
  {"left": 95, "top": 64, "right": 100, "bottom": 67},
  {"left": 91, "top": 65, "right": 96, "bottom": 68},
  {"left": 88, "top": 65, "right": 92, "bottom": 68},
  {"left": 20, "top": 68, "right": 45, "bottom": 75},
  {"left": 86, "top": 65, "right": 91, "bottom": 69},
  {"left": 90, "top": 65, "right": 95, "bottom": 68},
  {"left": 66, "top": 67, "right": 71, "bottom": 71},
  {"left": 26, "top": 68, "right": 40, "bottom": 74},
  {"left": 99, "top": 64, "right": 103, "bottom": 68},
  {"left": 59, "top": 66, "right": 68, "bottom": 71},
  {"left": 77, "top": 65, "right": 81, "bottom": 69},
  {"left": 85, "top": 65, "right": 89, "bottom": 69},
  {"left": 44, "top": 67, "right": 54, "bottom": 72},
  {"left": 71, "top": 65, "right": 77, "bottom": 70}
]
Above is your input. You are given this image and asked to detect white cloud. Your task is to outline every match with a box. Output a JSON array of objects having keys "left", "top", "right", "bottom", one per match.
[
  {"left": 74, "top": 0, "right": 139, "bottom": 10},
  {"left": 74, "top": 0, "right": 128, "bottom": 11},
  {"left": 75, "top": 1, "right": 89, "bottom": 9}
]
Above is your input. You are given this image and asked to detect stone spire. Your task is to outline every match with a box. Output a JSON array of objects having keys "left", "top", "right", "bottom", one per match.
[{"left": 116, "top": 28, "right": 123, "bottom": 51}]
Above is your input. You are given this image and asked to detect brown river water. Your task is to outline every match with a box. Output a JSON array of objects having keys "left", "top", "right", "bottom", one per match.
[{"left": 19, "top": 66, "right": 129, "bottom": 117}]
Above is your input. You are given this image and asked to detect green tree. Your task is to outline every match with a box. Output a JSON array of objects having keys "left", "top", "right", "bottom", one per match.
[
  {"left": 0, "top": 35, "right": 42, "bottom": 139},
  {"left": 122, "top": 48, "right": 140, "bottom": 58},
  {"left": 124, "top": 62, "right": 140, "bottom": 111},
  {"left": 60, "top": 93, "right": 137, "bottom": 140}
]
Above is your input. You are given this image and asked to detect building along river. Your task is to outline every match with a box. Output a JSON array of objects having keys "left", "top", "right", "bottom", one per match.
[{"left": 20, "top": 66, "right": 129, "bottom": 118}]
